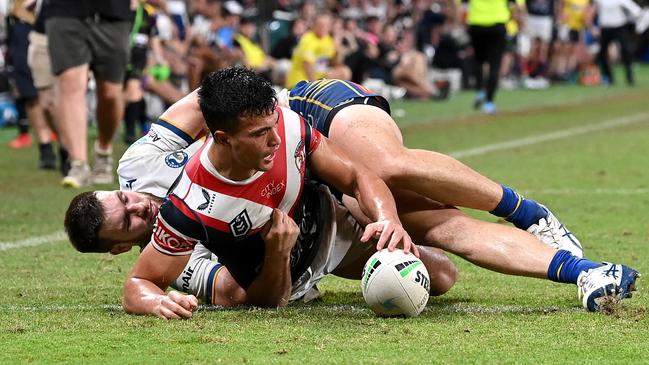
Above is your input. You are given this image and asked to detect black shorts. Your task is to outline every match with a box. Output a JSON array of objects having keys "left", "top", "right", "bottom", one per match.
[
  {"left": 45, "top": 17, "right": 131, "bottom": 83},
  {"left": 7, "top": 17, "right": 37, "bottom": 100},
  {"left": 324, "top": 96, "right": 391, "bottom": 136}
]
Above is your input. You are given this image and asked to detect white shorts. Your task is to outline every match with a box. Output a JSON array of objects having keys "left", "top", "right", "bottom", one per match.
[
  {"left": 171, "top": 243, "right": 223, "bottom": 303},
  {"left": 27, "top": 32, "right": 55, "bottom": 89},
  {"left": 525, "top": 15, "right": 554, "bottom": 43}
]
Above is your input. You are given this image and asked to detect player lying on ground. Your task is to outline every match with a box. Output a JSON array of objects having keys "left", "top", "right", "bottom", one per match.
[{"left": 65, "top": 68, "right": 639, "bottom": 317}]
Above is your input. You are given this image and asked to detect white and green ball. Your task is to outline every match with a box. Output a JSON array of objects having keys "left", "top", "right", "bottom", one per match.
[{"left": 361, "top": 249, "right": 430, "bottom": 317}]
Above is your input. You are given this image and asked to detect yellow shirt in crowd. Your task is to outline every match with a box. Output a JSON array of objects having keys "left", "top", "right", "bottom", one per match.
[
  {"left": 235, "top": 34, "right": 267, "bottom": 69},
  {"left": 563, "top": 0, "right": 590, "bottom": 30},
  {"left": 286, "top": 31, "right": 336, "bottom": 88}
]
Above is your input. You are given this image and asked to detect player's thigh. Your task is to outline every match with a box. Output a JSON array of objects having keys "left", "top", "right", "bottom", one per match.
[{"left": 328, "top": 104, "right": 406, "bottom": 173}]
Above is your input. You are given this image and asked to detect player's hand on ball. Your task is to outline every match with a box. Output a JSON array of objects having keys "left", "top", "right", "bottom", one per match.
[
  {"left": 153, "top": 291, "right": 198, "bottom": 320},
  {"left": 261, "top": 209, "right": 299, "bottom": 255},
  {"left": 361, "top": 220, "right": 419, "bottom": 258}
]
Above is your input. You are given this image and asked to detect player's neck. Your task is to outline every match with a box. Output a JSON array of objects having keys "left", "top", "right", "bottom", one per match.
[{"left": 208, "top": 141, "right": 258, "bottom": 181}]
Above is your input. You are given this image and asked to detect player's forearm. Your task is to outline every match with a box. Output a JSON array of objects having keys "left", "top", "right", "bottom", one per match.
[
  {"left": 353, "top": 170, "right": 401, "bottom": 223},
  {"left": 122, "top": 277, "right": 168, "bottom": 315},
  {"left": 245, "top": 252, "right": 292, "bottom": 307}
]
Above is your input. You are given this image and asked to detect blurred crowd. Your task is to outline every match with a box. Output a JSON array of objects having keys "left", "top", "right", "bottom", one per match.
[{"left": 1, "top": 0, "right": 648, "bottom": 187}]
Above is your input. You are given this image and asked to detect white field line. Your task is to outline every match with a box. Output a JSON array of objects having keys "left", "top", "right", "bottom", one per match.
[
  {"left": 0, "top": 303, "right": 583, "bottom": 314},
  {"left": 4, "top": 112, "right": 648, "bottom": 252},
  {"left": 0, "top": 231, "right": 67, "bottom": 252},
  {"left": 449, "top": 112, "right": 649, "bottom": 159}
]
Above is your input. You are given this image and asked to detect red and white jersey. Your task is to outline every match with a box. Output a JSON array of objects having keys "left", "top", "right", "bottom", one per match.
[{"left": 151, "top": 107, "right": 323, "bottom": 287}]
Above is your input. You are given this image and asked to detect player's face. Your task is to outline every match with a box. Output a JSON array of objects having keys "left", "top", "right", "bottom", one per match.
[
  {"left": 227, "top": 109, "right": 281, "bottom": 176},
  {"left": 95, "top": 191, "right": 163, "bottom": 253}
]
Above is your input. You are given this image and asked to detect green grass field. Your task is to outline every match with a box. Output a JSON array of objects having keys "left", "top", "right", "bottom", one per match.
[{"left": 1, "top": 67, "right": 648, "bottom": 364}]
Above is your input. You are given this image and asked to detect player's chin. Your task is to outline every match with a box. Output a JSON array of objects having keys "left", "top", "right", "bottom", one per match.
[{"left": 258, "top": 159, "right": 275, "bottom": 171}]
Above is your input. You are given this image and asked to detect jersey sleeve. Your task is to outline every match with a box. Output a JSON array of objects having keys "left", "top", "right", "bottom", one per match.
[
  {"left": 302, "top": 118, "right": 322, "bottom": 156},
  {"left": 151, "top": 196, "right": 205, "bottom": 255},
  {"left": 170, "top": 243, "right": 225, "bottom": 304}
]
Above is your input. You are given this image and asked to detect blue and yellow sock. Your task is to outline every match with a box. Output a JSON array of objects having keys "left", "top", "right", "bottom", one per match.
[
  {"left": 490, "top": 185, "right": 547, "bottom": 230},
  {"left": 547, "top": 250, "right": 601, "bottom": 284}
]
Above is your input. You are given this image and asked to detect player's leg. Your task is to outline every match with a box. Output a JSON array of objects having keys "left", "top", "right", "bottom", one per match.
[
  {"left": 328, "top": 104, "right": 582, "bottom": 255},
  {"left": 344, "top": 190, "right": 639, "bottom": 311}
]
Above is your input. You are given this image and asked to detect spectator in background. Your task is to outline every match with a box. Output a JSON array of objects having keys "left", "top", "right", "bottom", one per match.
[
  {"left": 45, "top": 0, "right": 132, "bottom": 188},
  {"left": 552, "top": 0, "right": 591, "bottom": 82},
  {"left": 271, "top": 18, "right": 307, "bottom": 87},
  {"left": 123, "top": 0, "right": 160, "bottom": 144},
  {"left": 6, "top": 0, "right": 37, "bottom": 150},
  {"left": 464, "top": 0, "right": 525, "bottom": 114},
  {"left": 286, "top": 13, "right": 351, "bottom": 88},
  {"left": 591, "top": 0, "right": 641, "bottom": 86},
  {"left": 334, "top": 17, "right": 368, "bottom": 83},
  {"left": 521, "top": 0, "right": 555, "bottom": 86},
  {"left": 234, "top": 17, "right": 274, "bottom": 79},
  {"left": 391, "top": 26, "right": 437, "bottom": 99},
  {"left": 26, "top": 0, "right": 68, "bottom": 172},
  {"left": 186, "top": 0, "right": 242, "bottom": 90}
]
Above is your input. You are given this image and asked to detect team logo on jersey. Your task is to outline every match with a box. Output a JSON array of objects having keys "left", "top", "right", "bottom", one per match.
[
  {"left": 294, "top": 140, "right": 305, "bottom": 171},
  {"left": 197, "top": 189, "right": 211, "bottom": 211},
  {"left": 261, "top": 180, "right": 285, "bottom": 199},
  {"left": 230, "top": 209, "right": 252, "bottom": 237},
  {"left": 165, "top": 151, "right": 189, "bottom": 168}
]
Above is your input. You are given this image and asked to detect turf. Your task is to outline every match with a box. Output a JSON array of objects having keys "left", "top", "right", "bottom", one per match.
[{"left": 1, "top": 67, "right": 648, "bottom": 364}]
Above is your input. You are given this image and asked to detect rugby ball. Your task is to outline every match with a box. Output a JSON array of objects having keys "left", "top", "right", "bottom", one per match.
[{"left": 361, "top": 249, "right": 430, "bottom": 317}]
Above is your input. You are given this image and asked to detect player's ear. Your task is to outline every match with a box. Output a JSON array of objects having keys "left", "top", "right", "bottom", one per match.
[
  {"left": 110, "top": 243, "right": 134, "bottom": 255},
  {"left": 213, "top": 131, "right": 230, "bottom": 146}
]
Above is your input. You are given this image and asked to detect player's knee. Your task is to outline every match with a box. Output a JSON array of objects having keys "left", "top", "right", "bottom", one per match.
[{"left": 429, "top": 260, "right": 458, "bottom": 296}]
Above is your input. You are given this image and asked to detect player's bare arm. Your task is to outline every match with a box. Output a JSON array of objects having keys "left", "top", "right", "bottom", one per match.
[
  {"left": 158, "top": 89, "right": 209, "bottom": 139},
  {"left": 122, "top": 245, "right": 197, "bottom": 320},
  {"left": 244, "top": 209, "right": 300, "bottom": 307},
  {"left": 308, "top": 136, "right": 418, "bottom": 257}
]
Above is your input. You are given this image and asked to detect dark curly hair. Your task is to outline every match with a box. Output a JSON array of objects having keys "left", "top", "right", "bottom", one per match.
[
  {"left": 64, "top": 191, "right": 111, "bottom": 253},
  {"left": 198, "top": 67, "right": 277, "bottom": 134}
]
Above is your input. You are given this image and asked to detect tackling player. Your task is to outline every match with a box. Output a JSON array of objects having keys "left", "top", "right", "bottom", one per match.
[{"left": 288, "top": 78, "right": 583, "bottom": 257}]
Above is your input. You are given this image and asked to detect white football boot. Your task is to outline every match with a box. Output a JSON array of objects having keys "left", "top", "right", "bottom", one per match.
[
  {"left": 527, "top": 204, "right": 584, "bottom": 257},
  {"left": 577, "top": 263, "right": 640, "bottom": 312}
]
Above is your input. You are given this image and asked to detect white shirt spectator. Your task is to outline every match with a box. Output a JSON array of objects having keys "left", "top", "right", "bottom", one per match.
[{"left": 593, "top": 0, "right": 642, "bottom": 28}]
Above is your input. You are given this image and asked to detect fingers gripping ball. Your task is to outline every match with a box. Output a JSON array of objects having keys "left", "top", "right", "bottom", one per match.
[{"left": 361, "top": 249, "right": 430, "bottom": 317}]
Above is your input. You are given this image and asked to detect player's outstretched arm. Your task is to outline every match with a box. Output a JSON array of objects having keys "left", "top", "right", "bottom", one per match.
[
  {"left": 123, "top": 244, "right": 197, "bottom": 320},
  {"left": 309, "top": 137, "right": 418, "bottom": 257},
  {"left": 244, "top": 209, "right": 299, "bottom": 307},
  {"left": 159, "top": 89, "right": 209, "bottom": 140}
]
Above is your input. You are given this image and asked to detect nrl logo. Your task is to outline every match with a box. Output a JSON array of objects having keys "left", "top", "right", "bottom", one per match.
[{"left": 230, "top": 209, "right": 252, "bottom": 237}]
